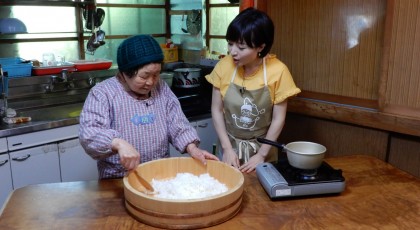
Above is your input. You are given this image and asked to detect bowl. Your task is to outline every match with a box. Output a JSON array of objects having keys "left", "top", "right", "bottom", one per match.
[
  {"left": 123, "top": 157, "right": 244, "bottom": 229},
  {"left": 285, "top": 141, "right": 326, "bottom": 170},
  {"left": 0, "top": 18, "right": 27, "bottom": 34}
]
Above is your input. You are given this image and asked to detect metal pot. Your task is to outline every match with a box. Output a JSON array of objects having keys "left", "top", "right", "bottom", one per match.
[
  {"left": 257, "top": 138, "right": 326, "bottom": 170},
  {"left": 160, "top": 72, "right": 174, "bottom": 87},
  {"left": 173, "top": 68, "right": 201, "bottom": 88}
]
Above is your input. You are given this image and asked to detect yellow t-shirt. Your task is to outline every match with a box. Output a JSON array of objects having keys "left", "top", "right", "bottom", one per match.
[{"left": 205, "top": 54, "right": 301, "bottom": 104}]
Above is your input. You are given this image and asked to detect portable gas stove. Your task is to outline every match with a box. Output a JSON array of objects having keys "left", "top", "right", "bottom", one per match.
[{"left": 256, "top": 157, "right": 346, "bottom": 199}]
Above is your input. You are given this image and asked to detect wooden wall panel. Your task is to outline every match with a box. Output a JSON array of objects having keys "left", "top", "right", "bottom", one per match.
[
  {"left": 381, "top": 0, "right": 420, "bottom": 116},
  {"left": 279, "top": 113, "right": 388, "bottom": 160},
  {"left": 388, "top": 134, "right": 420, "bottom": 177},
  {"left": 280, "top": 113, "right": 420, "bottom": 178},
  {"left": 267, "top": 0, "right": 386, "bottom": 100}
]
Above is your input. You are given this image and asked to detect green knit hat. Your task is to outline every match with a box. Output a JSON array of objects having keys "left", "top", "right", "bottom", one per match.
[{"left": 117, "top": 35, "right": 164, "bottom": 72}]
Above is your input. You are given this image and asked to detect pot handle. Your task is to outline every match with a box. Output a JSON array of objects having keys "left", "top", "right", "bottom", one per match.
[{"left": 256, "top": 138, "right": 285, "bottom": 150}]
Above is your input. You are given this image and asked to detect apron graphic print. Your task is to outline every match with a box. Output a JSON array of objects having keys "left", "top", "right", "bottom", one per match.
[{"left": 231, "top": 97, "right": 266, "bottom": 129}]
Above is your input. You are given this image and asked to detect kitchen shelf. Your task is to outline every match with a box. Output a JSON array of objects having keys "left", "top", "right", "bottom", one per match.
[
  {"left": 0, "top": 0, "right": 94, "bottom": 7},
  {"left": 0, "top": 33, "right": 81, "bottom": 43},
  {"left": 169, "top": 10, "right": 201, "bottom": 15}
]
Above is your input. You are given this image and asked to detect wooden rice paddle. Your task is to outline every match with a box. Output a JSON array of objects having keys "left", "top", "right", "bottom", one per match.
[{"left": 133, "top": 170, "right": 157, "bottom": 195}]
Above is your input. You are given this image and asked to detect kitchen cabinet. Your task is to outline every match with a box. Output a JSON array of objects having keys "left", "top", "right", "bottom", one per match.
[
  {"left": 10, "top": 143, "right": 61, "bottom": 190},
  {"left": 7, "top": 125, "right": 78, "bottom": 189},
  {"left": 6, "top": 125, "right": 79, "bottom": 152},
  {"left": 0, "top": 137, "right": 12, "bottom": 212},
  {"left": 0, "top": 153, "right": 12, "bottom": 212},
  {"left": 59, "top": 138, "right": 98, "bottom": 182},
  {"left": 195, "top": 118, "right": 218, "bottom": 154},
  {"left": 169, "top": 117, "right": 219, "bottom": 158},
  {"left": 0, "top": 137, "right": 8, "bottom": 154},
  {"left": 6, "top": 125, "right": 97, "bottom": 189}
]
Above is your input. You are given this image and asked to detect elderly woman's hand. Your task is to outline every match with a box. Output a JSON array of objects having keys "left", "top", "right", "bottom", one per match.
[
  {"left": 186, "top": 143, "right": 220, "bottom": 165},
  {"left": 112, "top": 138, "right": 140, "bottom": 170}
]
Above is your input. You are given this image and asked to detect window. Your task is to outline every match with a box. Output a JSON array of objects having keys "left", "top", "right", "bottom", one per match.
[
  {"left": 0, "top": 0, "right": 166, "bottom": 66},
  {"left": 206, "top": 0, "right": 239, "bottom": 56}
]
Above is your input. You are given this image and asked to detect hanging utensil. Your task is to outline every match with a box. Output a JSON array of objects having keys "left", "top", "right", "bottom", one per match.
[
  {"left": 95, "top": 29, "right": 106, "bottom": 46},
  {"left": 186, "top": 10, "right": 201, "bottom": 35},
  {"left": 181, "top": 14, "right": 188, "bottom": 33},
  {"left": 94, "top": 8, "right": 105, "bottom": 27},
  {"left": 86, "top": 32, "right": 97, "bottom": 53},
  {"left": 86, "top": 29, "right": 106, "bottom": 54},
  {"left": 84, "top": 4, "right": 96, "bottom": 31}
]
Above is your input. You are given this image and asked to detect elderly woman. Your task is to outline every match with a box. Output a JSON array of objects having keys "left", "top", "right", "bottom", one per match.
[{"left": 79, "top": 35, "right": 218, "bottom": 179}]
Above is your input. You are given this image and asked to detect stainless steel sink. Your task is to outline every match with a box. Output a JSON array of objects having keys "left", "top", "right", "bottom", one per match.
[{"left": 17, "top": 103, "right": 84, "bottom": 121}]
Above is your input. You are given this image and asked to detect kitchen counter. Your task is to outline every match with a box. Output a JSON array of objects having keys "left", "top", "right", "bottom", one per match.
[
  {"left": 1, "top": 155, "right": 419, "bottom": 229},
  {"left": 0, "top": 104, "right": 211, "bottom": 138},
  {"left": 0, "top": 65, "right": 212, "bottom": 138}
]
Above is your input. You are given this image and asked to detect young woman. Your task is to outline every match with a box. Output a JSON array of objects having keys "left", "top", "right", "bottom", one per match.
[
  {"left": 205, "top": 8, "right": 301, "bottom": 173},
  {"left": 79, "top": 35, "right": 218, "bottom": 179}
]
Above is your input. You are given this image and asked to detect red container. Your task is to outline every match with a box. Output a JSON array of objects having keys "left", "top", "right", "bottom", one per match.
[
  {"left": 32, "top": 64, "right": 76, "bottom": 76},
  {"left": 69, "top": 59, "right": 112, "bottom": 72}
]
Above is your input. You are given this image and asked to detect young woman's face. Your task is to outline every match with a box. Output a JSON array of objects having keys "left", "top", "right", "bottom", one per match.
[
  {"left": 227, "top": 41, "right": 263, "bottom": 67},
  {"left": 123, "top": 63, "right": 161, "bottom": 97}
]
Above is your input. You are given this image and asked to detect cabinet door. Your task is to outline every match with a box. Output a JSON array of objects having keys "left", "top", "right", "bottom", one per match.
[
  {"left": 0, "top": 137, "right": 7, "bottom": 153},
  {"left": 10, "top": 143, "right": 60, "bottom": 190},
  {"left": 7, "top": 125, "right": 79, "bottom": 151},
  {"left": 0, "top": 153, "right": 13, "bottom": 211},
  {"left": 59, "top": 138, "right": 99, "bottom": 182},
  {"left": 196, "top": 118, "right": 218, "bottom": 154}
]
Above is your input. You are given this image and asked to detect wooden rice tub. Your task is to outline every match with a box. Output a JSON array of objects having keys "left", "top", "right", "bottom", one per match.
[{"left": 123, "top": 157, "right": 244, "bottom": 229}]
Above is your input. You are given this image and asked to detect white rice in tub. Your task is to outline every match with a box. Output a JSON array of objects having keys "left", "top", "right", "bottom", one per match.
[{"left": 152, "top": 173, "right": 228, "bottom": 200}]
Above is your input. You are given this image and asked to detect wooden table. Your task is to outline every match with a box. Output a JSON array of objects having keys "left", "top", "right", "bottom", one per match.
[{"left": 1, "top": 155, "right": 419, "bottom": 229}]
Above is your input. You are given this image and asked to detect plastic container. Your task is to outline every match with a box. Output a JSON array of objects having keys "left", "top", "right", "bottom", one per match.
[
  {"left": 160, "top": 44, "right": 178, "bottom": 63},
  {"left": 32, "top": 63, "right": 75, "bottom": 76},
  {"left": 0, "top": 57, "right": 32, "bottom": 78},
  {"left": 68, "top": 59, "right": 112, "bottom": 72}
]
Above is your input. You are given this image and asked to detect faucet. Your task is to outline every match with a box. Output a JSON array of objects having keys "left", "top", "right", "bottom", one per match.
[
  {"left": 61, "top": 69, "right": 70, "bottom": 82},
  {"left": 44, "top": 69, "right": 74, "bottom": 93}
]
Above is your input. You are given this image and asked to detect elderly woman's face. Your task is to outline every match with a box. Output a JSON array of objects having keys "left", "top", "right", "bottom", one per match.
[{"left": 123, "top": 63, "right": 161, "bottom": 97}]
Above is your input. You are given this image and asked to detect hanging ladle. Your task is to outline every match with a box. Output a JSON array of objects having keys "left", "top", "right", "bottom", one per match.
[
  {"left": 132, "top": 169, "right": 157, "bottom": 195},
  {"left": 181, "top": 14, "right": 188, "bottom": 33}
]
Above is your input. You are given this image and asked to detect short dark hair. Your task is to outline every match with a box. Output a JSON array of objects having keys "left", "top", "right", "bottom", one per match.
[{"left": 226, "top": 8, "right": 274, "bottom": 57}]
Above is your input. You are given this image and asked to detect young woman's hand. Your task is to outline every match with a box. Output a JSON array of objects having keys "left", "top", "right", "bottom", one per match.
[
  {"left": 239, "top": 153, "right": 265, "bottom": 173},
  {"left": 222, "top": 148, "right": 240, "bottom": 168}
]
